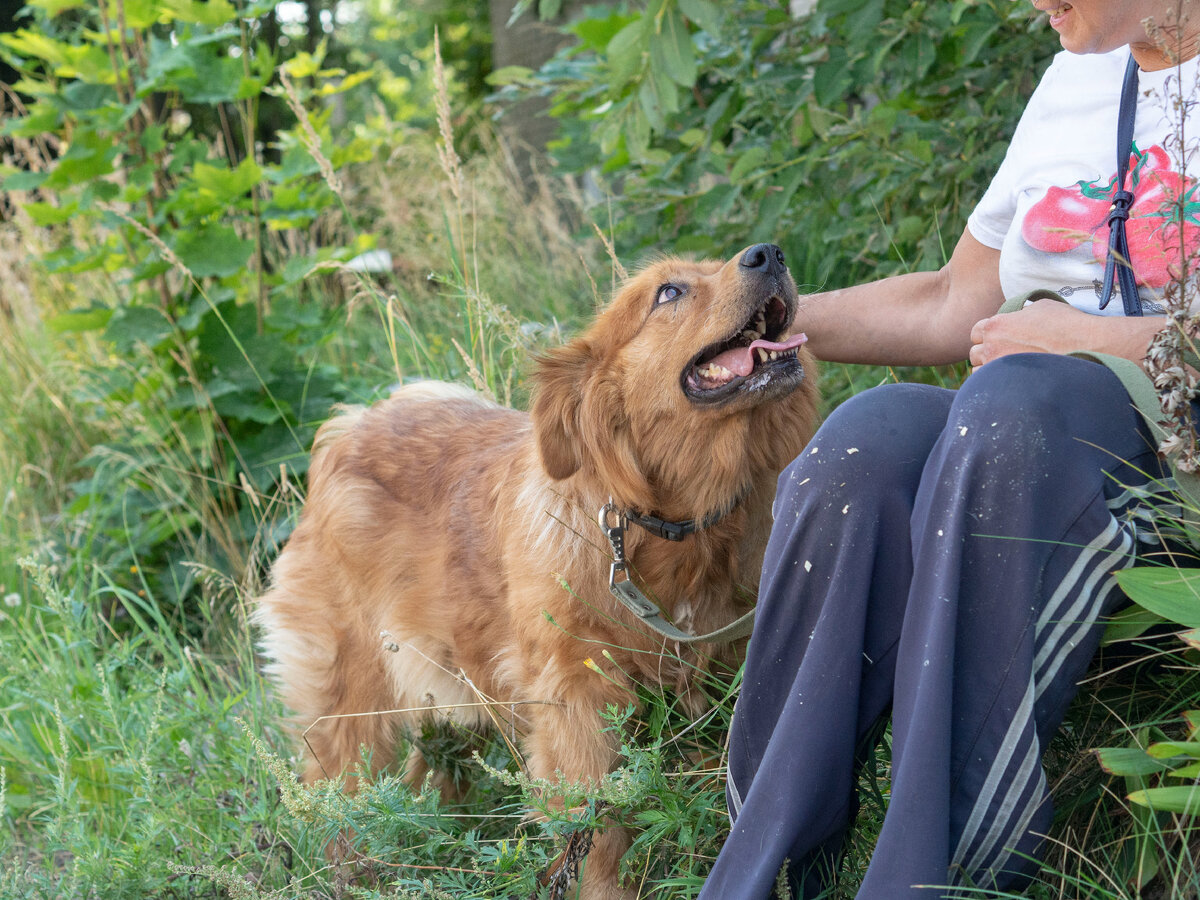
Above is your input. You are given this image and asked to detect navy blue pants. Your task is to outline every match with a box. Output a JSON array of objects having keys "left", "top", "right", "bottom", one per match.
[{"left": 700, "top": 354, "right": 1167, "bottom": 899}]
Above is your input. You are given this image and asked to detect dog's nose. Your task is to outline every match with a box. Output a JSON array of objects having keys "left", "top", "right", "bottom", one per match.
[{"left": 740, "top": 243, "right": 787, "bottom": 277}]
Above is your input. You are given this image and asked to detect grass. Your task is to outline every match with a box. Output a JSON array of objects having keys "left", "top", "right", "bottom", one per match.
[{"left": 1, "top": 50, "right": 1198, "bottom": 900}]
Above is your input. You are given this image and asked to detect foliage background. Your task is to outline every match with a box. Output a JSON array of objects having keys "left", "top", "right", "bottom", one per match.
[
  {"left": 0, "top": 0, "right": 1196, "bottom": 898},
  {"left": 519, "top": 0, "right": 1051, "bottom": 285}
]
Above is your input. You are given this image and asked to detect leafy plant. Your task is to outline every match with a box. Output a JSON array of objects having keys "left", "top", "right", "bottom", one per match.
[
  {"left": 0, "top": 559, "right": 292, "bottom": 900},
  {"left": 1082, "top": 564, "right": 1200, "bottom": 893},
  {"left": 497, "top": 0, "right": 1051, "bottom": 290},
  {"left": 0, "top": 0, "right": 388, "bottom": 615}
]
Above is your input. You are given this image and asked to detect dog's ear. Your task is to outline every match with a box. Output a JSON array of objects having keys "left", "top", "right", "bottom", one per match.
[
  {"left": 531, "top": 338, "right": 651, "bottom": 504},
  {"left": 530, "top": 340, "right": 592, "bottom": 480}
]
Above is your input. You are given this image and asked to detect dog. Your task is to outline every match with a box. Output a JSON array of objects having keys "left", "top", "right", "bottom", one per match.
[{"left": 255, "top": 243, "right": 819, "bottom": 899}]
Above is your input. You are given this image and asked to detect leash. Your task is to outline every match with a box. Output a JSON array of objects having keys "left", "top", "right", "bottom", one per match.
[{"left": 597, "top": 501, "right": 757, "bottom": 645}]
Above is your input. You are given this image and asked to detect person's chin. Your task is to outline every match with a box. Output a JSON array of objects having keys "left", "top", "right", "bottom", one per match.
[{"left": 1056, "top": 32, "right": 1111, "bottom": 56}]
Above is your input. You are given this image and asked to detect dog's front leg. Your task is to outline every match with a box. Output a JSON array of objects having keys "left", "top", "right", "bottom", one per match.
[{"left": 524, "top": 677, "right": 640, "bottom": 900}]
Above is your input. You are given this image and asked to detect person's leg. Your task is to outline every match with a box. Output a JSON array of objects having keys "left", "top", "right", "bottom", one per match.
[
  {"left": 860, "top": 354, "right": 1164, "bottom": 897},
  {"left": 701, "top": 381, "right": 956, "bottom": 900}
]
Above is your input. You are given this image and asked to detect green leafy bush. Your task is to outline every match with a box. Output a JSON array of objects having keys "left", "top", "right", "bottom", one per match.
[
  {"left": 509, "top": 0, "right": 1051, "bottom": 286},
  {"left": 0, "top": 0, "right": 387, "bottom": 613}
]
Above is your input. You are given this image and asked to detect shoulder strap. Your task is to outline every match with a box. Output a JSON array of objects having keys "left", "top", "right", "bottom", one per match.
[{"left": 1099, "top": 53, "right": 1143, "bottom": 316}]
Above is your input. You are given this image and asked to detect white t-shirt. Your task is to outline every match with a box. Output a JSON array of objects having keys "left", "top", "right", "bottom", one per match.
[{"left": 967, "top": 48, "right": 1200, "bottom": 315}]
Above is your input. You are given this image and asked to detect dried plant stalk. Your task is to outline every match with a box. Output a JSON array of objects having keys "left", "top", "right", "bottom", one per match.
[
  {"left": 1141, "top": 25, "right": 1200, "bottom": 473},
  {"left": 433, "top": 28, "right": 464, "bottom": 201}
]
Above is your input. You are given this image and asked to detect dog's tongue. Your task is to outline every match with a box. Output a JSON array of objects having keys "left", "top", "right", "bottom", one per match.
[{"left": 707, "top": 333, "right": 808, "bottom": 376}]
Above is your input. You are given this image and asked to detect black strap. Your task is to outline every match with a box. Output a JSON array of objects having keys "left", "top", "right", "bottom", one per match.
[
  {"left": 625, "top": 485, "right": 749, "bottom": 541},
  {"left": 625, "top": 510, "right": 701, "bottom": 541},
  {"left": 1099, "top": 53, "right": 1143, "bottom": 316},
  {"left": 625, "top": 506, "right": 725, "bottom": 541}
]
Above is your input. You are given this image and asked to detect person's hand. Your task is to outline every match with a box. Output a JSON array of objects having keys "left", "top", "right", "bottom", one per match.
[
  {"left": 968, "top": 299, "right": 1085, "bottom": 365},
  {"left": 968, "top": 299, "right": 1164, "bottom": 367}
]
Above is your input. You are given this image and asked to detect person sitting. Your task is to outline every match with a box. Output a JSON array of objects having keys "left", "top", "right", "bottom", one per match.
[{"left": 699, "top": 1, "right": 1200, "bottom": 897}]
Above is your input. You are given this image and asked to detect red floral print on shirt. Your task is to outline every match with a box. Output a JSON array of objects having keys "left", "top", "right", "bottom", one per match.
[{"left": 1021, "top": 143, "right": 1200, "bottom": 288}]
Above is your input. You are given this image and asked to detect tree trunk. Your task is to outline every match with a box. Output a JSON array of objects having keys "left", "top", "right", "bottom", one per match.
[{"left": 488, "top": 0, "right": 585, "bottom": 184}]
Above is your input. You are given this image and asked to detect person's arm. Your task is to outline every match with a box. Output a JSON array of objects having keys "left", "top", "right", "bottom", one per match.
[
  {"left": 796, "top": 228, "right": 1005, "bottom": 367},
  {"left": 797, "top": 226, "right": 1165, "bottom": 369}
]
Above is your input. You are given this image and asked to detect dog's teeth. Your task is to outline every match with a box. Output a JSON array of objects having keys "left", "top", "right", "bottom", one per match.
[
  {"left": 698, "top": 362, "right": 732, "bottom": 380},
  {"left": 757, "top": 348, "right": 769, "bottom": 364},
  {"left": 770, "top": 351, "right": 778, "bottom": 360}
]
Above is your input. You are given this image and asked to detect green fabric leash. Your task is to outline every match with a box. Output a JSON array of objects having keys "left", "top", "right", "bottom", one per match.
[
  {"left": 598, "top": 502, "right": 758, "bottom": 644},
  {"left": 997, "top": 289, "right": 1200, "bottom": 510}
]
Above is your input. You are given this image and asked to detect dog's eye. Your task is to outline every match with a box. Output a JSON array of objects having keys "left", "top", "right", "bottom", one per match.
[{"left": 656, "top": 283, "right": 684, "bottom": 305}]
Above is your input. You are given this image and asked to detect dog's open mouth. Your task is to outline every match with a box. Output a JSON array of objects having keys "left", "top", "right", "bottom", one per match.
[{"left": 682, "top": 295, "right": 807, "bottom": 403}]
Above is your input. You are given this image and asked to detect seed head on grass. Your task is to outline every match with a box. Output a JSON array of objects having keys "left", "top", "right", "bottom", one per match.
[
  {"left": 591, "top": 222, "right": 628, "bottom": 283},
  {"left": 451, "top": 336, "right": 496, "bottom": 399},
  {"left": 51, "top": 699, "right": 70, "bottom": 818},
  {"left": 19, "top": 556, "right": 67, "bottom": 619},
  {"left": 167, "top": 863, "right": 282, "bottom": 900},
  {"left": 433, "top": 28, "right": 464, "bottom": 202},
  {"left": 100, "top": 203, "right": 197, "bottom": 286},
  {"left": 775, "top": 858, "right": 793, "bottom": 900},
  {"left": 237, "top": 717, "right": 347, "bottom": 825},
  {"left": 137, "top": 669, "right": 168, "bottom": 783},
  {"left": 278, "top": 68, "right": 344, "bottom": 198}
]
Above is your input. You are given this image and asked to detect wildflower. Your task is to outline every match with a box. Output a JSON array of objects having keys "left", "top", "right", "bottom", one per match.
[
  {"left": 2, "top": 593, "right": 19, "bottom": 608},
  {"left": 1159, "top": 432, "right": 1187, "bottom": 457}
]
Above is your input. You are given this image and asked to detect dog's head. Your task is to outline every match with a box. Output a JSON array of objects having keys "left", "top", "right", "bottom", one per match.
[{"left": 530, "top": 244, "right": 817, "bottom": 518}]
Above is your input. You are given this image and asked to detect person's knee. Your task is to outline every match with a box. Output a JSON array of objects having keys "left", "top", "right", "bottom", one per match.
[
  {"left": 952, "top": 354, "right": 1105, "bottom": 438},
  {"left": 774, "top": 382, "right": 950, "bottom": 515},
  {"left": 942, "top": 353, "right": 1135, "bottom": 488}
]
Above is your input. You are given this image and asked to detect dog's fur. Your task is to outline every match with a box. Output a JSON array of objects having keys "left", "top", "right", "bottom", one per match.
[{"left": 255, "top": 245, "right": 819, "bottom": 898}]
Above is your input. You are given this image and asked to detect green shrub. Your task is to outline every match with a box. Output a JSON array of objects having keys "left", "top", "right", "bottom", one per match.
[
  {"left": 0, "top": 1, "right": 392, "bottom": 616},
  {"left": 504, "top": 0, "right": 1052, "bottom": 288}
]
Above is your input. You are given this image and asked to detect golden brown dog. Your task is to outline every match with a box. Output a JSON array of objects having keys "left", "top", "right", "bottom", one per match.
[{"left": 255, "top": 243, "right": 819, "bottom": 898}]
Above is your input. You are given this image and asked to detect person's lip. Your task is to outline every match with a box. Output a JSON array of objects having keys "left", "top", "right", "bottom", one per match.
[{"left": 1036, "top": 1, "right": 1073, "bottom": 26}]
